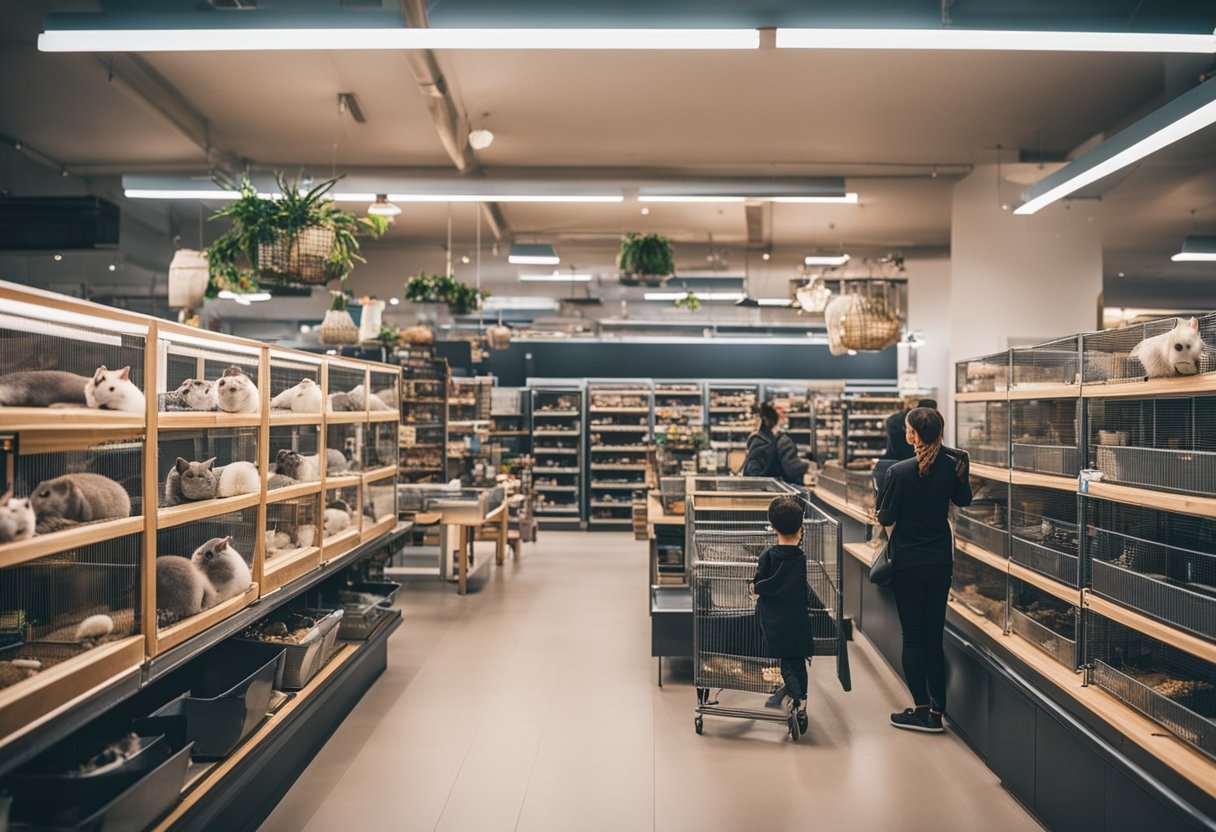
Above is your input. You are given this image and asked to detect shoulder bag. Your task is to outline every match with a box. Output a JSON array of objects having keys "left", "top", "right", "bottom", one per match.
[{"left": 869, "top": 527, "right": 894, "bottom": 586}]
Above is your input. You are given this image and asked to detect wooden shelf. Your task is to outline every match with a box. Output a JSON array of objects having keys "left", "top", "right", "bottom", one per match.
[
  {"left": 589, "top": 406, "right": 649, "bottom": 414},
  {"left": 1084, "top": 592, "right": 1216, "bottom": 665},
  {"left": 156, "top": 492, "right": 261, "bottom": 529},
  {"left": 154, "top": 584, "right": 259, "bottom": 654},
  {"left": 361, "top": 514, "right": 396, "bottom": 543},
  {"left": 954, "top": 391, "right": 1008, "bottom": 403},
  {"left": 1084, "top": 480, "right": 1216, "bottom": 519},
  {"left": 322, "top": 527, "right": 362, "bottom": 561},
  {"left": 268, "top": 411, "right": 322, "bottom": 426},
  {"left": 0, "top": 516, "right": 144, "bottom": 569},
  {"left": 157, "top": 412, "right": 262, "bottom": 430},
  {"left": 1006, "top": 386, "right": 1080, "bottom": 400},
  {"left": 368, "top": 411, "right": 398, "bottom": 422},
  {"left": 844, "top": 541, "right": 879, "bottom": 567},
  {"left": 1008, "top": 560, "right": 1081, "bottom": 606},
  {"left": 810, "top": 486, "right": 872, "bottom": 525},
  {"left": 260, "top": 546, "right": 321, "bottom": 595},
  {"left": 1010, "top": 469, "right": 1077, "bottom": 492},
  {"left": 325, "top": 411, "right": 366, "bottom": 424},
  {"left": 968, "top": 463, "right": 1010, "bottom": 483},
  {"left": 265, "top": 481, "right": 323, "bottom": 504},
  {"left": 362, "top": 465, "right": 397, "bottom": 484},
  {"left": 324, "top": 474, "right": 362, "bottom": 489},
  {"left": 1082, "top": 373, "right": 1216, "bottom": 400},
  {"left": 0, "top": 407, "right": 144, "bottom": 432},
  {"left": 955, "top": 538, "right": 1009, "bottom": 573}
]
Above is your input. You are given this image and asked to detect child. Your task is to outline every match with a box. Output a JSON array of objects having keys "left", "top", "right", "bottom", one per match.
[{"left": 749, "top": 494, "right": 813, "bottom": 733}]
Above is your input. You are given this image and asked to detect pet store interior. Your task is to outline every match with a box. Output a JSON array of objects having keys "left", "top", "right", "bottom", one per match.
[{"left": 1, "top": 2, "right": 1215, "bottom": 831}]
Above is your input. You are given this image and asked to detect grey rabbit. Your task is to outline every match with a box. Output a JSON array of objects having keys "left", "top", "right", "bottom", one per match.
[
  {"left": 327, "top": 391, "right": 358, "bottom": 412},
  {"left": 274, "top": 449, "right": 318, "bottom": 481},
  {"left": 163, "top": 457, "right": 220, "bottom": 506},
  {"left": 158, "top": 378, "right": 217, "bottom": 412},
  {"left": 156, "top": 555, "right": 210, "bottom": 627},
  {"left": 192, "top": 536, "right": 251, "bottom": 604},
  {"left": 0, "top": 370, "right": 90, "bottom": 407},
  {"left": 31, "top": 473, "right": 131, "bottom": 534}
]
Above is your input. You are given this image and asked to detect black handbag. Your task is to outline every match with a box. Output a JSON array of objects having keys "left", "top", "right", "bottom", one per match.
[{"left": 869, "top": 528, "right": 894, "bottom": 586}]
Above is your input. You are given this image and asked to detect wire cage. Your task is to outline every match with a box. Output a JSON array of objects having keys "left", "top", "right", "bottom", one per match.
[
  {"left": 1008, "top": 578, "right": 1077, "bottom": 668},
  {"left": 364, "top": 421, "right": 398, "bottom": 471},
  {"left": 155, "top": 505, "right": 257, "bottom": 628},
  {"left": 951, "top": 550, "right": 1007, "bottom": 628},
  {"left": 326, "top": 422, "right": 365, "bottom": 473},
  {"left": 1087, "top": 395, "right": 1216, "bottom": 496},
  {"left": 953, "top": 474, "right": 1009, "bottom": 557},
  {"left": 0, "top": 301, "right": 146, "bottom": 412},
  {"left": 0, "top": 532, "right": 141, "bottom": 655},
  {"left": 265, "top": 494, "right": 320, "bottom": 560},
  {"left": 364, "top": 477, "right": 397, "bottom": 526},
  {"left": 323, "top": 485, "right": 361, "bottom": 542},
  {"left": 1010, "top": 336, "right": 1081, "bottom": 392},
  {"left": 369, "top": 368, "right": 401, "bottom": 413},
  {"left": 956, "top": 401, "right": 1010, "bottom": 467},
  {"left": 1009, "top": 485, "right": 1081, "bottom": 587},
  {"left": 158, "top": 428, "right": 258, "bottom": 508},
  {"left": 956, "top": 351, "right": 1010, "bottom": 395},
  {"left": 268, "top": 351, "right": 323, "bottom": 414},
  {"left": 1086, "top": 499, "right": 1216, "bottom": 640},
  {"left": 159, "top": 335, "right": 260, "bottom": 414},
  {"left": 326, "top": 362, "right": 368, "bottom": 413},
  {"left": 1086, "top": 611, "right": 1216, "bottom": 759},
  {"left": 817, "top": 460, "right": 848, "bottom": 501},
  {"left": 824, "top": 278, "right": 903, "bottom": 354},
  {"left": 6, "top": 438, "right": 143, "bottom": 529},
  {"left": 1011, "top": 398, "right": 1082, "bottom": 477},
  {"left": 267, "top": 424, "right": 321, "bottom": 486},
  {"left": 1081, "top": 313, "right": 1216, "bottom": 385}
]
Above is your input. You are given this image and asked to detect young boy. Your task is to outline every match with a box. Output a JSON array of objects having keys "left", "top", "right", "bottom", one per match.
[{"left": 749, "top": 494, "right": 813, "bottom": 733}]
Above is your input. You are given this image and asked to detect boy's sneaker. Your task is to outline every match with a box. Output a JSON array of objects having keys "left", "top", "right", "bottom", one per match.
[
  {"left": 797, "top": 703, "right": 808, "bottom": 734},
  {"left": 890, "top": 708, "right": 944, "bottom": 733},
  {"left": 764, "top": 687, "right": 786, "bottom": 709}
]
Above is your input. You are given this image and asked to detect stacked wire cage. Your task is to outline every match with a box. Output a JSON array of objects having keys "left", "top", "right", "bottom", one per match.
[
  {"left": 1087, "top": 395, "right": 1216, "bottom": 496},
  {"left": 1009, "top": 485, "right": 1081, "bottom": 587},
  {"left": 158, "top": 427, "right": 259, "bottom": 508},
  {"left": 953, "top": 473, "right": 1009, "bottom": 557},
  {"left": 1086, "top": 499, "right": 1216, "bottom": 641},
  {"left": 158, "top": 332, "right": 261, "bottom": 417},
  {"left": 1082, "top": 313, "right": 1216, "bottom": 386},
  {"left": 690, "top": 490, "right": 849, "bottom": 737},
  {"left": 955, "top": 400, "right": 1010, "bottom": 467},
  {"left": 1010, "top": 397, "right": 1082, "bottom": 477},
  {"left": 951, "top": 549, "right": 1007, "bottom": 628},
  {"left": 1011, "top": 336, "right": 1081, "bottom": 393},
  {"left": 956, "top": 351, "right": 1010, "bottom": 394},
  {"left": 1008, "top": 579, "right": 1078, "bottom": 668},
  {"left": 267, "top": 350, "right": 323, "bottom": 417}
]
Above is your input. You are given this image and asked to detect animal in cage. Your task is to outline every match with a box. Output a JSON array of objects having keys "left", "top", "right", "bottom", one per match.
[
  {"left": 163, "top": 457, "right": 221, "bottom": 506},
  {"left": 84, "top": 366, "right": 145, "bottom": 413},
  {"left": 216, "top": 366, "right": 259, "bottom": 414},
  {"left": 327, "top": 391, "right": 359, "bottom": 411},
  {"left": 30, "top": 473, "right": 131, "bottom": 534},
  {"left": 159, "top": 378, "right": 217, "bottom": 412},
  {"left": 324, "top": 500, "right": 354, "bottom": 535},
  {"left": 0, "top": 492, "right": 35, "bottom": 542},
  {"left": 0, "top": 369, "right": 91, "bottom": 407},
  {"left": 156, "top": 555, "right": 210, "bottom": 626},
  {"left": 349, "top": 384, "right": 393, "bottom": 411},
  {"left": 1131, "top": 317, "right": 1205, "bottom": 378},
  {"left": 274, "top": 449, "right": 319, "bottom": 482},
  {"left": 192, "top": 536, "right": 251, "bottom": 604},
  {"left": 74, "top": 613, "right": 115, "bottom": 644},
  {"left": 217, "top": 461, "right": 260, "bottom": 497},
  {"left": 270, "top": 377, "right": 322, "bottom": 413}
]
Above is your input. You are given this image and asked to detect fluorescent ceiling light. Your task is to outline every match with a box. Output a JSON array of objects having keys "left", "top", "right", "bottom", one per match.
[
  {"left": 39, "top": 27, "right": 760, "bottom": 53},
  {"left": 1171, "top": 235, "right": 1216, "bottom": 262},
  {"left": 771, "top": 193, "right": 859, "bottom": 204},
  {"left": 644, "top": 291, "right": 745, "bottom": 302},
  {"left": 757, "top": 298, "right": 794, "bottom": 307},
  {"left": 509, "top": 243, "right": 559, "bottom": 266},
  {"left": 1016, "top": 76, "right": 1216, "bottom": 215},
  {"left": 639, "top": 195, "right": 746, "bottom": 204},
  {"left": 638, "top": 193, "right": 858, "bottom": 204},
  {"left": 804, "top": 254, "right": 850, "bottom": 266},
  {"left": 775, "top": 28, "right": 1216, "bottom": 53},
  {"left": 519, "top": 272, "right": 592, "bottom": 282},
  {"left": 367, "top": 194, "right": 401, "bottom": 217},
  {"left": 124, "top": 187, "right": 622, "bottom": 204}
]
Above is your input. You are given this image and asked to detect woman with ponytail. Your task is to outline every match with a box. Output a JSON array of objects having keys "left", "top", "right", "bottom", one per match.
[{"left": 876, "top": 407, "right": 972, "bottom": 733}]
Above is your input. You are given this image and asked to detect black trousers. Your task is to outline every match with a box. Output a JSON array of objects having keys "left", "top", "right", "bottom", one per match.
[
  {"left": 891, "top": 566, "right": 952, "bottom": 712},
  {"left": 779, "top": 657, "right": 808, "bottom": 702}
]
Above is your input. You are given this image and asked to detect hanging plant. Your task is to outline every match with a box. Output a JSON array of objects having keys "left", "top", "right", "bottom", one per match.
[
  {"left": 618, "top": 232, "right": 675, "bottom": 286},
  {"left": 205, "top": 173, "right": 388, "bottom": 297},
  {"left": 318, "top": 289, "right": 359, "bottom": 346},
  {"left": 674, "top": 291, "right": 701, "bottom": 312},
  {"left": 404, "top": 272, "right": 488, "bottom": 315}
]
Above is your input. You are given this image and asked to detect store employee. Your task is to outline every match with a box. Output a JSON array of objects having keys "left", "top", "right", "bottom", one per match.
[{"left": 743, "top": 402, "right": 811, "bottom": 484}]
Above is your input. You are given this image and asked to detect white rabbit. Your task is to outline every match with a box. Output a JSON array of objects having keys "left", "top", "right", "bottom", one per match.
[
  {"left": 85, "top": 366, "right": 146, "bottom": 413},
  {"left": 270, "top": 378, "right": 322, "bottom": 413},
  {"left": 216, "top": 366, "right": 260, "bottom": 414},
  {"left": 1131, "top": 317, "right": 1205, "bottom": 378},
  {"left": 217, "top": 461, "right": 261, "bottom": 497}
]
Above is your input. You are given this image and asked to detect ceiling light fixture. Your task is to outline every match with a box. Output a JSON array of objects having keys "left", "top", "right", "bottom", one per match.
[
  {"left": 519, "top": 272, "right": 593, "bottom": 282},
  {"left": 124, "top": 187, "right": 623, "bottom": 204},
  {"left": 1015, "top": 76, "right": 1216, "bottom": 215},
  {"left": 508, "top": 243, "right": 559, "bottom": 266},
  {"left": 1171, "top": 235, "right": 1216, "bottom": 262},
  {"left": 389, "top": 297, "right": 400, "bottom": 305},
  {"left": 757, "top": 298, "right": 792, "bottom": 307},
  {"left": 804, "top": 254, "right": 850, "bottom": 266},
  {"left": 367, "top": 194, "right": 401, "bottom": 216},
  {"left": 643, "top": 291, "right": 745, "bottom": 302},
  {"left": 774, "top": 28, "right": 1216, "bottom": 53},
  {"left": 468, "top": 129, "right": 495, "bottom": 150},
  {"left": 637, "top": 193, "right": 858, "bottom": 204},
  {"left": 39, "top": 27, "right": 761, "bottom": 53}
]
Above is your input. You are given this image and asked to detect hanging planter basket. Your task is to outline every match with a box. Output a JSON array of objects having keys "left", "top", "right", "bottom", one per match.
[
  {"left": 486, "top": 323, "right": 512, "bottom": 350},
  {"left": 258, "top": 226, "right": 340, "bottom": 285},
  {"left": 318, "top": 308, "right": 359, "bottom": 345},
  {"left": 619, "top": 272, "right": 672, "bottom": 288},
  {"left": 795, "top": 277, "right": 833, "bottom": 314},
  {"left": 617, "top": 232, "right": 675, "bottom": 288},
  {"left": 399, "top": 324, "right": 435, "bottom": 345},
  {"left": 168, "top": 249, "right": 210, "bottom": 308},
  {"left": 825, "top": 279, "right": 902, "bottom": 355}
]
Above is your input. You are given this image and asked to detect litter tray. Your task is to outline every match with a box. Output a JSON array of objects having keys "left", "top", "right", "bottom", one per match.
[
  {"left": 7, "top": 741, "right": 192, "bottom": 832},
  {"left": 7, "top": 733, "right": 172, "bottom": 811},
  {"left": 346, "top": 581, "right": 402, "bottom": 608},
  {"left": 235, "top": 608, "right": 344, "bottom": 690},
  {"left": 135, "top": 641, "right": 283, "bottom": 759},
  {"left": 335, "top": 591, "right": 390, "bottom": 640}
]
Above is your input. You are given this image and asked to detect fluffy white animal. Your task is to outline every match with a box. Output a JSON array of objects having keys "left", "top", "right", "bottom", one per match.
[
  {"left": 1131, "top": 317, "right": 1205, "bottom": 378},
  {"left": 216, "top": 366, "right": 260, "bottom": 414},
  {"left": 323, "top": 507, "right": 351, "bottom": 536},
  {"left": 85, "top": 366, "right": 146, "bottom": 413},
  {"left": 217, "top": 461, "right": 261, "bottom": 497},
  {"left": 74, "top": 613, "right": 115, "bottom": 642},
  {"left": 270, "top": 378, "right": 322, "bottom": 413},
  {"left": 0, "top": 492, "right": 35, "bottom": 543},
  {"left": 192, "top": 537, "right": 252, "bottom": 605},
  {"left": 348, "top": 384, "right": 393, "bottom": 411}
]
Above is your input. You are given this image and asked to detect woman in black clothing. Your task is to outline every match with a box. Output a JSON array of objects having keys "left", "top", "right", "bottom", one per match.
[
  {"left": 743, "top": 402, "right": 810, "bottom": 484},
  {"left": 876, "top": 407, "right": 972, "bottom": 733}
]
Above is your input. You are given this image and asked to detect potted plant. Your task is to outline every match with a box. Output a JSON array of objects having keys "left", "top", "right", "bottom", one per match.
[
  {"left": 205, "top": 173, "right": 388, "bottom": 296},
  {"left": 318, "top": 290, "right": 359, "bottom": 346},
  {"left": 618, "top": 232, "right": 675, "bottom": 287},
  {"left": 404, "top": 272, "right": 488, "bottom": 316}
]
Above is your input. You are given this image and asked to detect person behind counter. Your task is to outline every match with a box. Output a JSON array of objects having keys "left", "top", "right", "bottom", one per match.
[
  {"left": 877, "top": 407, "right": 972, "bottom": 734},
  {"left": 882, "top": 396, "right": 939, "bottom": 461},
  {"left": 742, "top": 402, "right": 811, "bottom": 484}
]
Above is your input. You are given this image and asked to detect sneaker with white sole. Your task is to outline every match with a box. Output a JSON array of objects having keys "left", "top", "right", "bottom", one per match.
[{"left": 890, "top": 708, "right": 944, "bottom": 733}]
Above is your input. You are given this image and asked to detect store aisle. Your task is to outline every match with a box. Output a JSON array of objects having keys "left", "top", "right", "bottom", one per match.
[{"left": 260, "top": 533, "right": 1042, "bottom": 832}]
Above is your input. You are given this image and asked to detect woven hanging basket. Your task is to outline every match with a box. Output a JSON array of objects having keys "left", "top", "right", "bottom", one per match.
[
  {"left": 318, "top": 308, "right": 359, "bottom": 345},
  {"left": 795, "top": 277, "right": 832, "bottom": 314},
  {"left": 258, "top": 226, "right": 340, "bottom": 285},
  {"left": 825, "top": 282, "right": 901, "bottom": 356},
  {"left": 399, "top": 324, "right": 435, "bottom": 345},
  {"left": 168, "top": 249, "right": 209, "bottom": 308},
  {"left": 486, "top": 324, "right": 512, "bottom": 350}
]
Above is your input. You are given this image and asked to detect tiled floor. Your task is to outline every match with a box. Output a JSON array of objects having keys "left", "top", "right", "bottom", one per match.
[{"left": 260, "top": 532, "right": 1042, "bottom": 832}]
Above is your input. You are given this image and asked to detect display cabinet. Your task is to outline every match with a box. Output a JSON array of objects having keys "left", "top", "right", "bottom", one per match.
[
  {"left": 588, "top": 381, "right": 652, "bottom": 529},
  {"left": 841, "top": 394, "right": 901, "bottom": 463},
  {"left": 706, "top": 383, "right": 757, "bottom": 468},
  {"left": 531, "top": 384, "right": 585, "bottom": 528},
  {"left": 956, "top": 350, "right": 1010, "bottom": 395},
  {"left": 398, "top": 348, "right": 448, "bottom": 484},
  {"left": 653, "top": 381, "right": 704, "bottom": 475},
  {"left": 447, "top": 376, "right": 493, "bottom": 483}
]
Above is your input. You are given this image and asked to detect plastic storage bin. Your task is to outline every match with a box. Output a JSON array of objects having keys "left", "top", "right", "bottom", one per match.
[{"left": 237, "top": 608, "right": 344, "bottom": 690}]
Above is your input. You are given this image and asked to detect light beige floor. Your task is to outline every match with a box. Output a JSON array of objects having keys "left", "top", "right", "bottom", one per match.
[{"left": 260, "top": 532, "right": 1042, "bottom": 832}]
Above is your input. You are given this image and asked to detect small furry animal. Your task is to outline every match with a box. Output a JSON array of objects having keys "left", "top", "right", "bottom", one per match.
[
  {"left": 216, "top": 366, "right": 260, "bottom": 414},
  {"left": 74, "top": 613, "right": 115, "bottom": 643},
  {"left": 84, "top": 366, "right": 145, "bottom": 413},
  {"left": 31, "top": 473, "right": 131, "bottom": 534},
  {"left": 217, "top": 461, "right": 261, "bottom": 497},
  {"left": 267, "top": 473, "right": 299, "bottom": 490},
  {"left": 0, "top": 370, "right": 90, "bottom": 407},
  {"left": 270, "top": 378, "right": 322, "bottom": 413},
  {"left": 265, "top": 528, "right": 294, "bottom": 553},
  {"left": 348, "top": 384, "right": 393, "bottom": 411},
  {"left": 158, "top": 378, "right": 217, "bottom": 412},
  {"left": 192, "top": 536, "right": 251, "bottom": 604},
  {"left": 326, "top": 448, "right": 349, "bottom": 473},
  {"left": 323, "top": 500, "right": 353, "bottom": 536},
  {"left": 274, "top": 449, "right": 319, "bottom": 482},
  {"left": 327, "top": 391, "right": 358, "bottom": 412},
  {"left": 0, "top": 491, "right": 36, "bottom": 543},
  {"left": 1131, "top": 317, "right": 1206, "bottom": 378},
  {"left": 163, "top": 457, "right": 220, "bottom": 506},
  {"left": 156, "top": 555, "right": 212, "bottom": 626}
]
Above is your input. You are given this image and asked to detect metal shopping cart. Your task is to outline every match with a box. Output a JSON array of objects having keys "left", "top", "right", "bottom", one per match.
[{"left": 691, "top": 488, "right": 851, "bottom": 739}]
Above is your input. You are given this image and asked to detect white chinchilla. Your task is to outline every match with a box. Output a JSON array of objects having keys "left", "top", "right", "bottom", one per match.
[
  {"left": 1131, "top": 317, "right": 1206, "bottom": 378},
  {"left": 191, "top": 536, "right": 251, "bottom": 605},
  {"left": 216, "top": 366, "right": 260, "bottom": 414},
  {"left": 85, "top": 366, "right": 146, "bottom": 413},
  {"left": 216, "top": 460, "right": 261, "bottom": 497},
  {"left": 0, "top": 491, "right": 36, "bottom": 543},
  {"left": 271, "top": 378, "right": 322, "bottom": 413}
]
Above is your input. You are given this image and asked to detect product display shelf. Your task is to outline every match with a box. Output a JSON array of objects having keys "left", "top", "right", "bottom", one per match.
[
  {"left": 399, "top": 352, "right": 449, "bottom": 484},
  {"left": 841, "top": 394, "right": 903, "bottom": 464},
  {"left": 763, "top": 382, "right": 815, "bottom": 457},
  {"left": 531, "top": 383, "right": 586, "bottom": 528},
  {"left": 706, "top": 383, "right": 758, "bottom": 468},
  {"left": 587, "top": 382, "right": 652, "bottom": 528},
  {"left": 446, "top": 376, "right": 495, "bottom": 483},
  {"left": 653, "top": 380, "right": 705, "bottom": 476}
]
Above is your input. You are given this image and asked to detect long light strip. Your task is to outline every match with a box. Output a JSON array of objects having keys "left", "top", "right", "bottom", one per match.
[
  {"left": 1171, "top": 235, "right": 1216, "bottom": 262},
  {"left": 519, "top": 273, "right": 593, "bottom": 282},
  {"left": 644, "top": 291, "right": 746, "bottom": 302},
  {"left": 39, "top": 27, "right": 760, "bottom": 52},
  {"left": 1015, "top": 76, "right": 1216, "bottom": 215},
  {"left": 125, "top": 187, "right": 623, "bottom": 204},
  {"left": 757, "top": 298, "right": 794, "bottom": 306},
  {"left": 638, "top": 193, "right": 859, "bottom": 204},
  {"left": 804, "top": 254, "right": 850, "bottom": 266},
  {"left": 775, "top": 28, "right": 1216, "bottom": 53}
]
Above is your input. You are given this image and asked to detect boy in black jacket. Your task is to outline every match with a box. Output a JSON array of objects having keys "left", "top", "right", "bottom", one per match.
[{"left": 749, "top": 494, "right": 814, "bottom": 733}]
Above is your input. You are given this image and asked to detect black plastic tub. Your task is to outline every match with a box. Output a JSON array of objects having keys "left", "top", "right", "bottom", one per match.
[
  {"left": 345, "top": 581, "right": 402, "bottom": 608},
  {"left": 7, "top": 733, "right": 171, "bottom": 811},
  {"left": 136, "top": 641, "right": 283, "bottom": 759}
]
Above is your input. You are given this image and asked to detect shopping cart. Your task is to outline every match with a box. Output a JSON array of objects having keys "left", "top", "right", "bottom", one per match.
[{"left": 691, "top": 491, "right": 851, "bottom": 740}]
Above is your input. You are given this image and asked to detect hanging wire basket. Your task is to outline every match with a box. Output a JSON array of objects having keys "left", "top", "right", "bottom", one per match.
[
  {"left": 318, "top": 309, "right": 359, "bottom": 345},
  {"left": 258, "top": 226, "right": 341, "bottom": 285},
  {"left": 825, "top": 278, "right": 903, "bottom": 355}
]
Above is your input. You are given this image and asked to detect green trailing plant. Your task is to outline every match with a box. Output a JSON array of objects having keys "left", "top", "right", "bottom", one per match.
[
  {"left": 404, "top": 272, "right": 488, "bottom": 315},
  {"left": 329, "top": 289, "right": 351, "bottom": 312},
  {"left": 374, "top": 325, "right": 401, "bottom": 348},
  {"left": 204, "top": 173, "right": 388, "bottom": 296},
  {"left": 618, "top": 232, "right": 675, "bottom": 277},
  {"left": 674, "top": 290, "right": 701, "bottom": 312}
]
